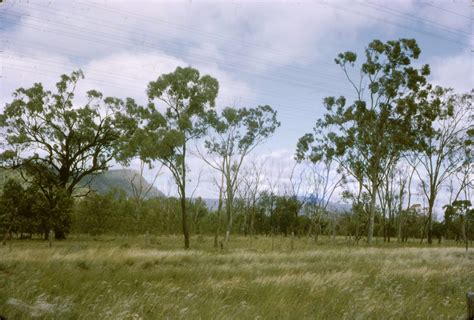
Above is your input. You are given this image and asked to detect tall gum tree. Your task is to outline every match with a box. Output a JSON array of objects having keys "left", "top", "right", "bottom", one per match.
[
  {"left": 0, "top": 70, "right": 128, "bottom": 239},
  {"left": 409, "top": 87, "right": 473, "bottom": 244},
  {"left": 199, "top": 106, "right": 279, "bottom": 244},
  {"left": 119, "top": 67, "right": 218, "bottom": 249},
  {"left": 296, "top": 39, "right": 432, "bottom": 244}
]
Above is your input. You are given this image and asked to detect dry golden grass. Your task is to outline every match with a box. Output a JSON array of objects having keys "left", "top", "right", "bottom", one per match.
[{"left": 0, "top": 235, "right": 473, "bottom": 319}]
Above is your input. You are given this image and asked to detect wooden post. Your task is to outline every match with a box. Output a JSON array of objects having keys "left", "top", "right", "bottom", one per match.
[
  {"left": 467, "top": 292, "right": 474, "bottom": 320},
  {"left": 49, "top": 229, "right": 53, "bottom": 248}
]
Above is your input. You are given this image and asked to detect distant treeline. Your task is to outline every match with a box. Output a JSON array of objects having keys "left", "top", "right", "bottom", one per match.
[{"left": 1, "top": 180, "right": 471, "bottom": 244}]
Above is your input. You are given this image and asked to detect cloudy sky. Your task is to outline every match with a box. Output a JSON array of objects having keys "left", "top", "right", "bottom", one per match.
[{"left": 0, "top": 0, "right": 472, "bottom": 209}]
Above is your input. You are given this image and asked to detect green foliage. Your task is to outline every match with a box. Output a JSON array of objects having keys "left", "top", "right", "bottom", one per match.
[
  {"left": 0, "top": 179, "right": 26, "bottom": 240},
  {"left": 1, "top": 70, "right": 126, "bottom": 193},
  {"left": 205, "top": 105, "right": 280, "bottom": 158},
  {"left": 411, "top": 87, "right": 472, "bottom": 244},
  {"left": 138, "top": 66, "right": 219, "bottom": 165},
  {"left": 72, "top": 191, "right": 211, "bottom": 236},
  {"left": 297, "top": 38, "right": 431, "bottom": 168},
  {"left": 297, "top": 39, "right": 432, "bottom": 244},
  {"left": 120, "top": 67, "right": 219, "bottom": 249},
  {"left": 203, "top": 105, "right": 280, "bottom": 240},
  {"left": 0, "top": 179, "right": 70, "bottom": 239},
  {"left": 443, "top": 200, "right": 473, "bottom": 242},
  {"left": 0, "top": 70, "right": 129, "bottom": 238},
  {"left": 271, "top": 196, "right": 301, "bottom": 235}
]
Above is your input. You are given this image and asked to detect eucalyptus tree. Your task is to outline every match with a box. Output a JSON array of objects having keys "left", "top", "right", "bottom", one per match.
[
  {"left": 0, "top": 70, "right": 128, "bottom": 238},
  {"left": 301, "top": 159, "right": 344, "bottom": 242},
  {"left": 409, "top": 88, "right": 472, "bottom": 244},
  {"left": 211, "top": 171, "right": 225, "bottom": 248},
  {"left": 238, "top": 158, "right": 266, "bottom": 237},
  {"left": 443, "top": 200, "right": 473, "bottom": 252},
  {"left": 200, "top": 106, "right": 279, "bottom": 243},
  {"left": 119, "top": 67, "right": 219, "bottom": 249},
  {"left": 377, "top": 163, "right": 410, "bottom": 242},
  {"left": 296, "top": 39, "right": 432, "bottom": 244},
  {"left": 391, "top": 163, "right": 414, "bottom": 243}
]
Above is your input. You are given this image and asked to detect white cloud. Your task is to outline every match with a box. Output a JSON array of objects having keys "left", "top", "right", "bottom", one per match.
[
  {"left": 80, "top": 51, "right": 186, "bottom": 105},
  {"left": 1, "top": 49, "right": 254, "bottom": 109},
  {"left": 429, "top": 50, "right": 473, "bottom": 93},
  {"left": 1, "top": 0, "right": 471, "bottom": 202},
  {"left": 0, "top": 50, "right": 78, "bottom": 105}
]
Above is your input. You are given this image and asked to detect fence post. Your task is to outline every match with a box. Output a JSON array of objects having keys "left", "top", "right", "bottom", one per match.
[{"left": 467, "top": 292, "right": 474, "bottom": 320}]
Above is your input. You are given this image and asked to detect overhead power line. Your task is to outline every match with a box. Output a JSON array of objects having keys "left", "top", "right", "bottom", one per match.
[
  {"left": 3, "top": 52, "right": 350, "bottom": 113},
  {"left": 363, "top": 1, "right": 471, "bottom": 37},
  {"left": 2, "top": 1, "right": 463, "bottom": 125},
  {"left": 16, "top": 2, "right": 345, "bottom": 81},
  {"left": 0, "top": 12, "right": 355, "bottom": 97},
  {"left": 320, "top": 2, "right": 469, "bottom": 48},
  {"left": 424, "top": 2, "right": 473, "bottom": 20}
]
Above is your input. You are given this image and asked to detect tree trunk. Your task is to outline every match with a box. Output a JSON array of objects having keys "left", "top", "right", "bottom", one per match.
[
  {"left": 367, "top": 183, "right": 377, "bottom": 245},
  {"left": 382, "top": 210, "right": 387, "bottom": 242},
  {"left": 420, "top": 220, "right": 427, "bottom": 244},
  {"left": 181, "top": 141, "right": 190, "bottom": 249},
  {"left": 224, "top": 187, "right": 233, "bottom": 244},
  {"left": 387, "top": 211, "right": 391, "bottom": 243},
  {"left": 461, "top": 215, "right": 467, "bottom": 252},
  {"left": 396, "top": 196, "right": 404, "bottom": 244},
  {"left": 427, "top": 198, "right": 435, "bottom": 245},
  {"left": 214, "top": 184, "right": 224, "bottom": 248},
  {"left": 180, "top": 191, "right": 189, "bottom": 249},
  {"left": 397, "top": 211, "right": 403, "bottom": 243}
]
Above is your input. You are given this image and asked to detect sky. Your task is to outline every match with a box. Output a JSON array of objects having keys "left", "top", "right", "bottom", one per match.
[{"left": 0, "top": 0, "right": 472, "bottom": 213}]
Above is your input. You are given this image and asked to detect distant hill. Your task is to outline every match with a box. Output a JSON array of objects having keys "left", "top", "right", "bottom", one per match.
[
  {"left": 82, "top": 169, "right": 164, "bottom": 199},
  {"left": 0, "top": 168, "right": 164, "bottom": 198}
]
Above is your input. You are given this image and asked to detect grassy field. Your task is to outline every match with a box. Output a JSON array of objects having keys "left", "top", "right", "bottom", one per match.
[{"left": 1, "top": 235, "right": 473, "bottom": 319}]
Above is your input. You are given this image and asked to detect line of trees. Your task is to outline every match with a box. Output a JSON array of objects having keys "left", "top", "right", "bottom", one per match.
[
  {"left": 2, "top": 178, "right": 472, "bottom": 245},
  {"left": 1, "top": 38, "right": 472, "bottom": 248},
  {"left": 296, "top": 39, "right": 473, "bottom": 245}
]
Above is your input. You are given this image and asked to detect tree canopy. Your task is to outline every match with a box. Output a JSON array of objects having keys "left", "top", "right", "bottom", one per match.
[
  {"left": 0, "top": 70, "right": 128, "bottom": 238},
  {"left": 120, "top": 66, "right": 219, "bottom": 249},
  {"left": 296, "top": 39, "right": 432, "bottom": 244},
  {"left": 202, "top": 105, "right": 280, "bottom": 242}
]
